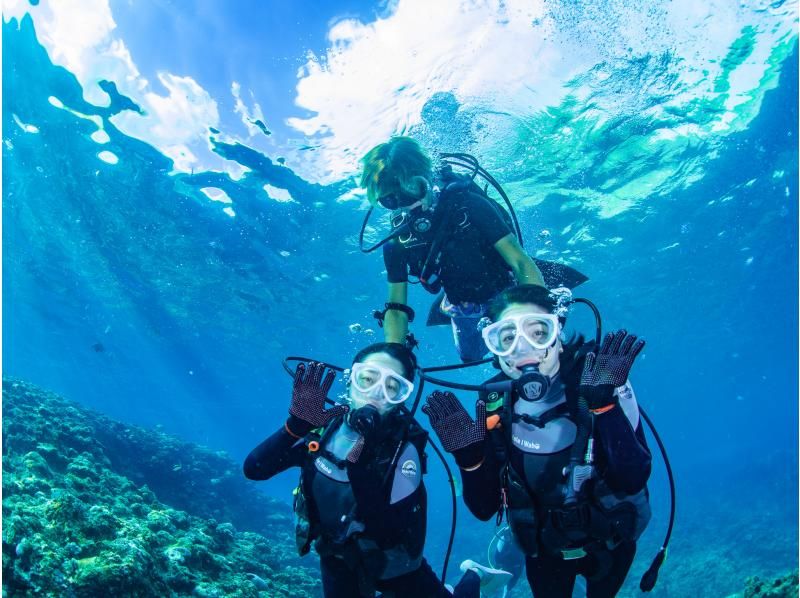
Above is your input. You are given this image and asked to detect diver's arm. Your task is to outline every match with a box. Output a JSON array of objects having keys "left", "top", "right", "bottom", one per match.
[
  {"left": 494, "top": 234, "right": 545, "bottom": 286},
  {"left": 594, "top": 406, "right": 652, "bottom": 495},
  {"left": 460, "top": 438, "right": 502, "bottom": 521},
  {"left": 243, "top": 426, "right": 307, "bottom": 480},
  {"left": 383, "top": 282, "right": 410, "bottom": 343}
]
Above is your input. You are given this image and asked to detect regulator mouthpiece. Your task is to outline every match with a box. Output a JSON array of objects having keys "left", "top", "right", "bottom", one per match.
[
  {"left": 515, "top": 365, "right": 550, "bottom": 401},
  {"left": 348, "top": 404, "right": 381, "bottom": 437}
]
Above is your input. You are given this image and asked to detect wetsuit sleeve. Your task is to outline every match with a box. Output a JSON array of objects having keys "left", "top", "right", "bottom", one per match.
[
  {"left": 460, "top": 431, "right": 504, "bottom": 521},
  {"left": 383, "top": 239, "right": 409, "bottom": 283},
  {"left": 243, "top": 426, "right": 307, "bottom": 480},
  {"left": 463, "top": 192, "right": 513, "bottom": 246},
  {"left": 593, "top": 404, "right": 652, "bottom": 495}
]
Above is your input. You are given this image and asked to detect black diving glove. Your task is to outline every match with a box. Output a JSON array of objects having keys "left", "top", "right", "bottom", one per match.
[
  {"left": 286, "top": 362, "right": 349, "bottom": 437},
  {"left": 580, "top": 330, "right": 645, "bottom": 411},
  {"left": 422, "top": 391, "right": 486, "bottom": 468}
]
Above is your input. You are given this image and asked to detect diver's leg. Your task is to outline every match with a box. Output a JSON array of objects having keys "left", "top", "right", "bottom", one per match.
[
  {"left": 585, "top": 541, "right": 636, "bottom": 598},
  {"left": 525, "top": 552, "right": 578, "bottom": 598},
  {"left": 450, "top": 315, "right": 488, "bottom": 362},
  {"left": 320, "top": 556, "right": 366, "bottom": 597},
  {"left": 376, "top": 558, "right": 474, "bottom": 597}
]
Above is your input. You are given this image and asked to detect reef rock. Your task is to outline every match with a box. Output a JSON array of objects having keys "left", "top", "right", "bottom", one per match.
[
  {"left": 744, "top": 571, "right": 799, "bottom": 598},
  {"left": 2, "top": 378, "right": 320, "bottom": 596}
]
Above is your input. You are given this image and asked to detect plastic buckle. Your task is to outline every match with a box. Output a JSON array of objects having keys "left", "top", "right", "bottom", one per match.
[{"left": 561, "top": 547, "right": 587, "bottom": 560}]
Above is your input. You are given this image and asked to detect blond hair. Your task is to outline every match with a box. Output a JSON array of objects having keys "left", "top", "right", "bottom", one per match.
[{"left": 360, "top": 137, "right": 433, "bottom": 205}]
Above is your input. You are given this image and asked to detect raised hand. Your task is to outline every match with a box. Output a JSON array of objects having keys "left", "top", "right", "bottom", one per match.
[
  {"left": 422, "top": 391, "right": 487, "bottom": 466},
  {"left": 287, "top": 362, "right": 349, "bottom": 436},
  {"left": 580, "top": 330, "right": 645, "bottom": 410}
]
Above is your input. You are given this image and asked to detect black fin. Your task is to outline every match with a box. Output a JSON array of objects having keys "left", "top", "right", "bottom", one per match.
[
  {"left": 532, "top": 258, "right": 589, "bottom": 290},
  {"left": 426, "top": 290, "right": 450, "bottom": 326}
]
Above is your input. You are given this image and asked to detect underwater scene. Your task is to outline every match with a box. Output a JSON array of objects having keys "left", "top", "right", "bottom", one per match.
[{"left": 2, "top": 0, "right": 798, "bottom": 596}]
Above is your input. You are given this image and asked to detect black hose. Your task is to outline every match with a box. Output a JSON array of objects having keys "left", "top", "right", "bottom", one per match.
[
  {"left": 419, "top": 371, "right": 495, "bottom": 392},
  {"left": 572, "top": 298, "right": 603, "bottom": 346},
  {"left": 638, "top": 406, "right": 676, "bottom": 592},
  {"left": 427, "top": 437, "right": 458, "bottom": 585},
  {"left": 282, "top": 356, "right": 346, "bottom": 374},
  {"left": 422, "top": 358, "right": 493, "bottom": 372},
  {"left": 359, "top": 207, "right": 412, "bottom": 253},
  {"left": 440, "top": 153, "right": 524, "bottom": 248}
]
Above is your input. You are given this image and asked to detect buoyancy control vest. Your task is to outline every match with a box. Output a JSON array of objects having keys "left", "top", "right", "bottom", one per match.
[
  {"left": 399, "top": 169, "right": 515, "bottom": 296},
  {"left": 293, "top": 412, "right": 429, "bottom": 584},
  {"left": 483, "top": 347, "right": 651, "bottom": 559}
]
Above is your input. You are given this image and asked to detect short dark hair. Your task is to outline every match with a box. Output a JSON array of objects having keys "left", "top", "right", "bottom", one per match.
[
  {"left": 487, "top": 284, "right": 558, "bottom": 322},
  {"left": 352, "top": 342, "right": 417, "bottom": 380}
]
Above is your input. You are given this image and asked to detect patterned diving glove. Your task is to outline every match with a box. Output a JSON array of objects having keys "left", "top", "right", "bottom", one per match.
[
  {"left": 422, "top": 391, "right": 486, "bottom": 467},
  {"left": 580, "top": 330, "right": 645, "bottom": 411},
  {"left": 286, "top": 362, "right": 349, "bottom": 437}
]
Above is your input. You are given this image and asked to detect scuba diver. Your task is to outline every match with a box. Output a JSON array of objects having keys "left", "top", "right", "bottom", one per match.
[
  {"left": 422, "top": 285, "right": 652, "bottom": 597},
  {"left": 243, "top": 342, "right": 511, "bottom": 597},
  {"left": 359, "top": 137, "right": 545, "bottom": 362}
]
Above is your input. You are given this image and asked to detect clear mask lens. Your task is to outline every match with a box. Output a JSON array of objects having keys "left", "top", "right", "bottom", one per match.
[
  {"left": 482, "top": 314, "right": 559, "bottom": 357},
  {"left": 351, "top": 363, "right": 414, "bottom": 404}
]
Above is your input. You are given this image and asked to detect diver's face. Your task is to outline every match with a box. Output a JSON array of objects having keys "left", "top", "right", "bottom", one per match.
[
  {"left": 496, "top": 303, "right": 562, "bottom": 380},
  {"left": 348, "top": 352, "right": 409, "bottom": 415},
  {"left": 377, "top": 176, "right": 430, "bottom": 210}
]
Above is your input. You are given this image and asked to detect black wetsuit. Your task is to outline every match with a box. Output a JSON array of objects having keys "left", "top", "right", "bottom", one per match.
[
  {"left": 244, "top": 414, "right": 480, "bottom": 598},
  {"left": 383, "top": 184, "right": 514, "bottom": 303},
  {"left": 460, "top": 343, "right": 652, "bottom": 598}
]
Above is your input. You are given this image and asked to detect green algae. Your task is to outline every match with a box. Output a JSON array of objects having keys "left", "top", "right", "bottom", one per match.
[{"left": 2, "top": 378, "right": 320, "bottom": 597}]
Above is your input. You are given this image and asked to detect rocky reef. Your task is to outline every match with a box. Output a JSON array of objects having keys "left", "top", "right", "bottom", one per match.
[
  {"left": 2, "top": 378, "right": 320, "bottom": 597},
  {"left": 743, "top": 571, "right": 799, "bottom": 598}
]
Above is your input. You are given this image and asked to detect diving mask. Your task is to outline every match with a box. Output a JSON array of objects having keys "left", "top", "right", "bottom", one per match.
[
  {"left": 350, "top": 362, "right": 415, "bottom": 405},
  {"left": 378, "top": 191, "right": 420, "bottom": 210},
  {"left": 377, "top": 179, "right": 430, "bottom": 210},
  {"left": 482, "top": 313, "right": 560, "bottom": 357}
]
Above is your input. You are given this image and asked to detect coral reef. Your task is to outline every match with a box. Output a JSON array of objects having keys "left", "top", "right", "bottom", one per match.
[
  {"left": 744, "top": 571, "right": 799, "bottom": 598},
  {"left": 2, "top": 378, "right": 320, "bottom": 596}
]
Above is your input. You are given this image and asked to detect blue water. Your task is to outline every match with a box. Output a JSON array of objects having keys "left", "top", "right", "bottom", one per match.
[{"left": 3, "top": 2, "right": 798, "bottom": 595}]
